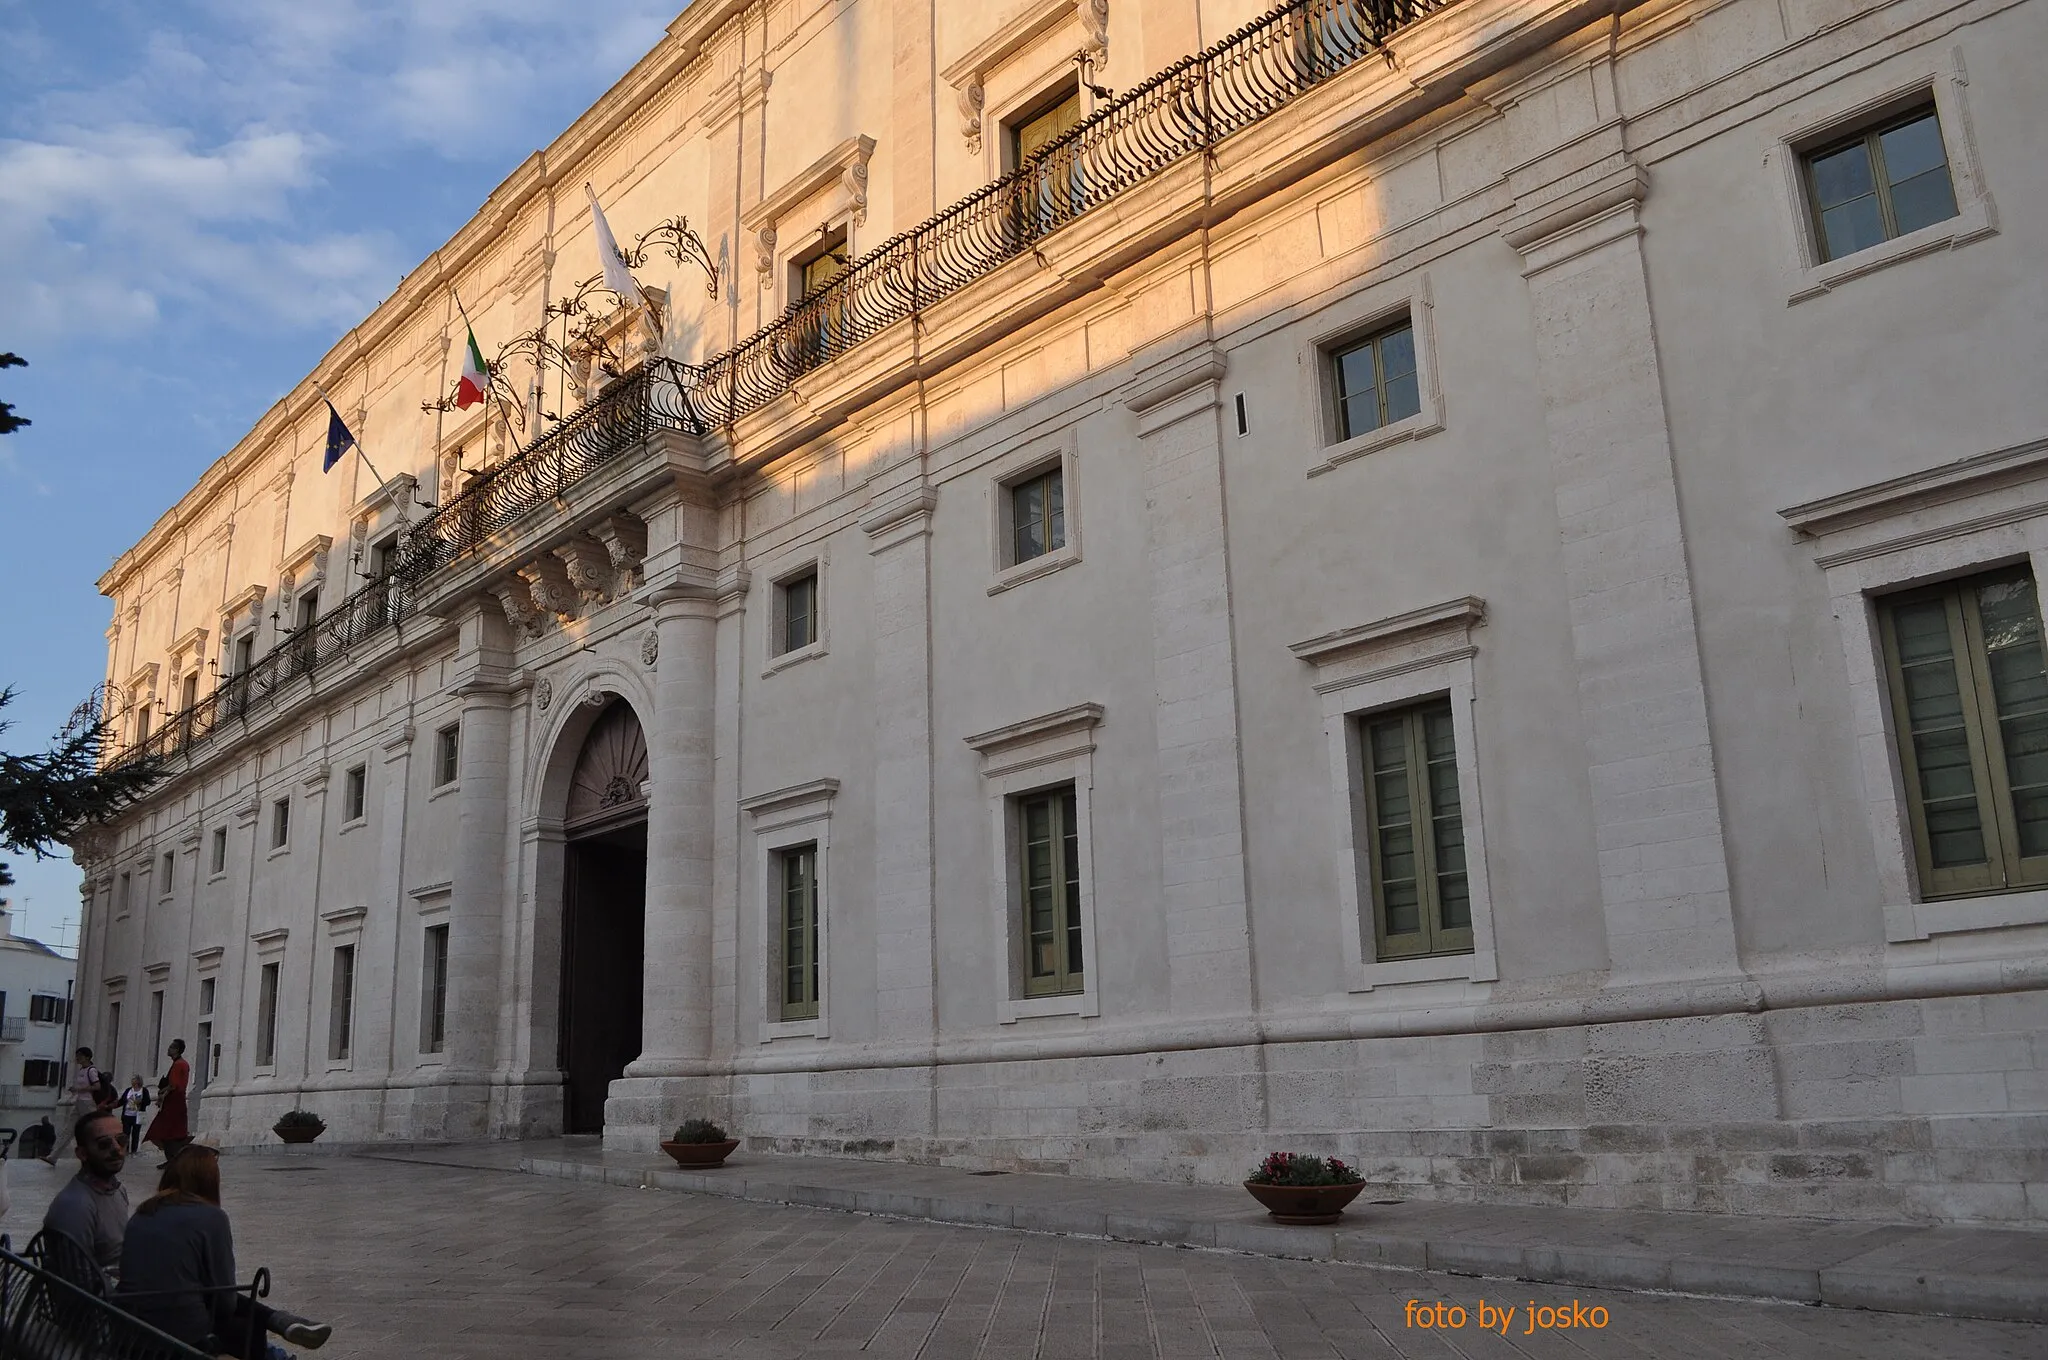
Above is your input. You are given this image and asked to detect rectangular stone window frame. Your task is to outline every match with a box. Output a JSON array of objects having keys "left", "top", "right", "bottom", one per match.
[
  {"left": 159, "top": 850, "right": 175, "bottom": 901},
  {"left": 1782, "top": 437, "right": 2048, "bottom": 944},
  {"left": 988, "top": 429, "right": 1082, "bottom": 594},
  {"left": 321, "top": 906, "right": 366, "bottom": 1070},
  {"left": 741, "top": 779, "right": 838, "bottom": 1042},
  {"left": 409, "top": 885, "right": 452, "bottom": 1062},
  {"left": 341, "top": 763, "right": 368, "bottom": 828},
  {"left": 1769, "top": 52, "right": 1996, "bottom": 306},
  {"left": 208, "top": 827, "right": 229, "bottom": 880},
  {"left": 268, "top": 797, "right": 291, "bottom": 854},
  {"left": 250, "top": 928, "right": 288, "bottom": 1077},
  {"left": 190, "top": 949, "right": 221, "bottom": 1090},
  {"left": 762, "top": 548, "right": 829, "bottom": 676},
  {"left": 432, "top": 723, "right": 461, "bottom": 791},
  {"left": 966, "top": 704, "right": 1103, "bottom": 1023},
  {"left": 1302, "top": 274, "right": 1444, "bottom": 478},
  {"left": 1291, "top": 598, "right": 1499, "bottom": 991}
]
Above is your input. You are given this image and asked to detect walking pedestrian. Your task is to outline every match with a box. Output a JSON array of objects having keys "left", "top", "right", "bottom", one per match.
[
  {"left": 144, "top": 1038, "right": 191, "bottom": 1157},
  {"left": 121, "top": 1075, "right": 151, "bottom": 1154}
]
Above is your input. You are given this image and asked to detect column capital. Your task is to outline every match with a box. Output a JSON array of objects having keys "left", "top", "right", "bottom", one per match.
[
  {"left": 1126, "top": 328, "right": 1227, "bottom": 437},
  {"left": 1502, "top": 158, "right": 1649, "bottom": 276}
]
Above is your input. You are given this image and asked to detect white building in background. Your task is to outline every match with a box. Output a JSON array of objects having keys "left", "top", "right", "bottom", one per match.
[
  {"left": 70, "top": 0, "right": 2048, "bottom": 1223},
  {"left": 0, "top": 904, "right": 77, "bottom": 1138}
]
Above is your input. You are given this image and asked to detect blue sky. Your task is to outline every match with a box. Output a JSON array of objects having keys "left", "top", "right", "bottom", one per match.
[{"left": 0, "top": 0, "right": 688, "bottom": 952}]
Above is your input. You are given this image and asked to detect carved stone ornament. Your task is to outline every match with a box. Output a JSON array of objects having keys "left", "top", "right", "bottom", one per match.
[
  {"left": 553, "top": 536, "right": 617, "bottom": 607},
  {"left": 957, "top": 80, "right": 986, "bottom": 153},
  {"left": 754, "top": 226, "right": 779, "bottom": 276},
  {"left": 641, "top": 629, "right": 660, "bottom": 667},
  {"left": 591, "top": 514, "right": 648, "bottom": 593},
  {"left": 488, "top": 579, "right": 546, "bottom": 639},
  {"left": 582, "top": 688, "right": 613, "bottom": 709},
  {"left": 535, "top": 677, "right": 554, "bottom": 711},
  {"left": 518, "top": 557, "right": 581, "bottom": 622},
  {"left": 564, "top": 700, "right": 647, "bottom": 830}
]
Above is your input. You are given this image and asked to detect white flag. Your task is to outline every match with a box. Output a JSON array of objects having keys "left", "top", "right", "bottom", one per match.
[{"left": 585, "top": 183, "right": 644, "bottom": 306}]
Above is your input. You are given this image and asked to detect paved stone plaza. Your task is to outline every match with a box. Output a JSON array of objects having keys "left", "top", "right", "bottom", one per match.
[{"left": 4, "top": 1153, "right": 2043, "bottom": 1359}]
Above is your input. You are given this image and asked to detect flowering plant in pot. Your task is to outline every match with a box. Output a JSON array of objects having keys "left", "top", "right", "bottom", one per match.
[
  {"left": 272, "top": 1109, "right": 327, "bottom": 1145},
  {"left": 660, "top": 1118, "right": 740, "bottom": 1168},
  {"left": 1243, "top": 1152, "right": 1365, "bottom": 1224}
]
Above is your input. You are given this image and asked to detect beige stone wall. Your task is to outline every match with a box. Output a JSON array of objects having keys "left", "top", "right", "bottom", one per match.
[{"left": 72, "top": 0, "right": 2048, "bottom": 1222}]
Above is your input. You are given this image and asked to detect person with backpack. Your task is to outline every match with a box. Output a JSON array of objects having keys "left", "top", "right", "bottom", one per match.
[
  {"left": 144, "top": 1038, "right": 191, "bottom": 1157},
  {"left": 68, "top": 1047, "right": 102, "bottom": 1123},
  {"left": 121, "top": 1074, "right": 152, "bottom": 1154}
]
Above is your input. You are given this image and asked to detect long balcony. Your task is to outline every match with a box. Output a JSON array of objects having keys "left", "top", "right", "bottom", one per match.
[{"left": 106, "top": 0, "right": 1458, "bottom": 773}]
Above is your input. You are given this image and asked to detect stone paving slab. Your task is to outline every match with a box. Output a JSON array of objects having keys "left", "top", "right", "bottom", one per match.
[{"left": 359, "top": 1138, "right": 2048, "bottom": 1325}]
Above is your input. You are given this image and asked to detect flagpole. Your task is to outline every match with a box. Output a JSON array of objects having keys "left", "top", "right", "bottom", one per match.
[
  {"left": 451, "top": 288, "right": 527, "bottom": 458},
  {"left": 311, "top": 380, "right": 394, "bottom": 495}
]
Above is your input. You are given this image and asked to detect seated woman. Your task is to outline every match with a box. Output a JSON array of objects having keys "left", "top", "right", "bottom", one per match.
[{"left": 117, "top": 1142, "right": 333, "bottom": 1358}]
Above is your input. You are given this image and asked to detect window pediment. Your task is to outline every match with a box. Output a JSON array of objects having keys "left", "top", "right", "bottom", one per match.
[
  {"left": 941, "top": 0, "right": 1108, "bottom": 152},
  {"left": 742, "top": 135, "right": 875, "bottom": 279}
]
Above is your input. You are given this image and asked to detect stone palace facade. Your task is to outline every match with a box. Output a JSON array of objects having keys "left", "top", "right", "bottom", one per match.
[{"left": 72, "top": 0, "right": 2048, "bottom": 1222}]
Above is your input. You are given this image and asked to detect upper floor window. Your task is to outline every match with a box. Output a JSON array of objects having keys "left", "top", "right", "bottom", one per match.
[
  {"left": 344, "top": 764, "right": 368, "bottom": 822},
  {"left": 776, "top": 571, "right": 818, "bottom": 656},
  {"left": 160, "top": 851, "right": 174, "bottom": 894},
  {"left": 1360, "top": 698, "right": 1472, "bottom": 960},
  {"left": 1330, "top": 317, "right": 1420, "bottom": 442},
  {"left": 1878, "top": 566, "right": 2048, "bottom": 900},
  {"left": 233, "top": 635, "right": 255, "bottom": 677},
  {"left": 210, "top": 827, "right": 228, "bottom": 875},
  {"left": 793, "top": 231, "right": 851, "bottom": 366},
  {"left": 1007, "top": 85, "right": 1084, "bottom": 230},
  {"left": 271, "top": 797, "right": 292, "bottom": 850},
  {"left": 434, "top": 724, "right": 460, "bottom": 787},
  {"left": 28, "top": 994, "right": 71, "bottom": 1025},
  {"left": 1007, "top": 466, "right": 1065, "bottom": 566},
  {"left": 1803, "top": 104, "right": 1957, "bottom": 263}
]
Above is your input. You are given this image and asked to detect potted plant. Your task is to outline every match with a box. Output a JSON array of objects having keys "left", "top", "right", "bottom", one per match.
[
  {"left": 272, "top": 1109, "right": 327, "bottom": 1145},
  {"left": 1243, "top": 1152, "right": 1365, "bottom": 1224},
  {"left": 660, "top": 1118, "right": 740, "bottom": 1168}
]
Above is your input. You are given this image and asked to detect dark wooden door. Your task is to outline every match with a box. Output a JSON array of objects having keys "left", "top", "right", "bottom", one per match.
[{"left": 560, "top": 826, "right": 646, "bottom": 1134}]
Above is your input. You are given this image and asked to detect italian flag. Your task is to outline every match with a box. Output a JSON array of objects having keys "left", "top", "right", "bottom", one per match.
[{"left": 455, "top": 325, "right": 490, "bottom": 409}]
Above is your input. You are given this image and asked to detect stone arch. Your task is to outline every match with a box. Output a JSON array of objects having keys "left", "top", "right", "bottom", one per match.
[{"left": 517, "top": 665, "right": 657, "bottom": 1137}]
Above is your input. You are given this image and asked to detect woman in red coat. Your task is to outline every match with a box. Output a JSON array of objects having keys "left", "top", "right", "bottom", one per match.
[{"left": 144, "top": 1037, "right": 191, "bottom": 1155}]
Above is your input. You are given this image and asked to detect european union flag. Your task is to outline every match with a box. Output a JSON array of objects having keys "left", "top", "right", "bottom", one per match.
[{"left": 322, "top": 400, "right": 356, "bottom": 473}]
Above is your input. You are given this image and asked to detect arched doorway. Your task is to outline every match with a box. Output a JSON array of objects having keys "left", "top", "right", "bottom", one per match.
[{"left": 559, "top": 699, "right": 648, "bottom": 1134}]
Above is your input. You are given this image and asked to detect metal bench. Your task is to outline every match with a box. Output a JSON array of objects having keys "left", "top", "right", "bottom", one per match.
[{"left": 2, "top": 1231, "right": 268, "bottom": 1360}]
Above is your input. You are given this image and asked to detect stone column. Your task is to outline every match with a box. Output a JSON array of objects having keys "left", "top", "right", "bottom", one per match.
[
  {"left": 1127, "top": 332, "right": 1257, "bottom": 1016},
  {"left": 1503, "top": 155, "right": 1741, "bottom": 985},
  {"left": 862, "top": 483, "right": 939, "bottom": 1045},
  {"left": 441, "top": 603, "right": 517, "bottom": 1136},
  {"left": 630, "top": 578, "right": 719, "bottom": 1076}
]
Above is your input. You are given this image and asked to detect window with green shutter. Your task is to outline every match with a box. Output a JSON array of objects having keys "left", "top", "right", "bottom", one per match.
[
  {"left": 778, "top": 845, "right": 820, "bottom": 1020},
  {"left": 1878, "top": 566, "right": 2048, "bottom": 900},
  {"left": 1361, "top": 698, "right": 1472, "bottom": 959},
  {"left": 1018, "top": 786, "right": 1083, "bottom": 996}
]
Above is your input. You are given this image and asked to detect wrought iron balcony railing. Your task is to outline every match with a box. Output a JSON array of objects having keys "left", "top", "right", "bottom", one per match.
[{"left": 107, "top": 0, "right": 1453, "bottom": 772}]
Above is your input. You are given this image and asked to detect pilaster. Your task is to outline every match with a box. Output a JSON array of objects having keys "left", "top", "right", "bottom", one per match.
[
  {"left": 1503, "top": 151, "right": 1741, "bottom": 983},
  {"left": 1126, "top": 329, "right": 1255, "bottom": 1016},
  {"left": 861, "top": 479, "right": 940, "bottom": 1049}
]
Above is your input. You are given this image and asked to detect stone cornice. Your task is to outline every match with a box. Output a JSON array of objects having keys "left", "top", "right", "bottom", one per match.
[
  {"left": 739, "top": 777, "right": 842, "bottom": 819},
  {"left": 1291, "top": 597, "right": 1487, "bottom": 693},
  {"left": 1780, "top": 436, "right": 2048, "bottom": 540}
]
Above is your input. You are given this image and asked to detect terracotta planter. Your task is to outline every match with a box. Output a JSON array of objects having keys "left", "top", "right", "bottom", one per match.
[
  {"left": 660, "top": 1138, "right": 740, "bottom": 1168},
  {"left": 273, "top": 1123, "right": 325, "bottom": 1145},
  {"left": 1243, "top": 1180, "right": 1364, "bottom": 1225}
]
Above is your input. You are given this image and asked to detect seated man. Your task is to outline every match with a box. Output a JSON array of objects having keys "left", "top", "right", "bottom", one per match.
[{"left": 41, "top": 1110, "right": 130, "bottom": 1288}]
